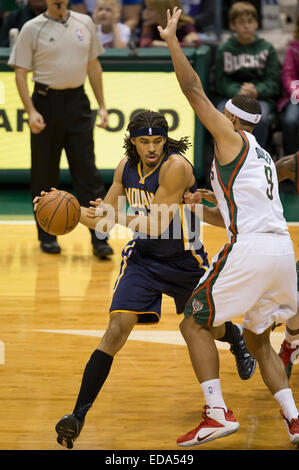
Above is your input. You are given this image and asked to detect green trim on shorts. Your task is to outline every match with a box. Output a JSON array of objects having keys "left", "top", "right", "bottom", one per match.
[{"left": 184, "top": 242, "right": 234, "bottom": 326}]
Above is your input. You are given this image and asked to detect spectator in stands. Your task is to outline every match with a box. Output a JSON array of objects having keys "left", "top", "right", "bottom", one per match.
[
  {"left": 70, "top": 0, "right": 142, "bottom": 34},
  {"left": 120, "top": 0, "right": 142, "bottom": 33},
  {"left": 92, "top": 0, "right": 131, "bottom": 47},
  {"left": 0, "top": 0, "right": 46, "bottom": 46},
  {"left": 2, "top": 0, "right": 25, "bottom": 19},
  {"left": 222, "top": 1, "right": 262, "bottom": 30},
  {"left": 140, "top": 0, "right": 200, "bottom": 48},
  {"left": 180, "top": 0, "right": 215, "bottom": 34},
  {"left": 215, "top": 1, "right": 281, "bottom": 148},
  {"left": 278, "top": 15, "right": 299, "bottom": 155}
]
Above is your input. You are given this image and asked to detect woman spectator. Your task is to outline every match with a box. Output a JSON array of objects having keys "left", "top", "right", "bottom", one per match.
[
  {"left": 278, "top": 15, "right": 299, "bottom": 155},
  {"left": 140, "top": 0, "right": 200, "bottom": 47}
]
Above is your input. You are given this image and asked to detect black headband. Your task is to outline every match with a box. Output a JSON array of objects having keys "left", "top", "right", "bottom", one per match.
[{"left": 129, "top": 127, "right": 168, "bottom": 138}]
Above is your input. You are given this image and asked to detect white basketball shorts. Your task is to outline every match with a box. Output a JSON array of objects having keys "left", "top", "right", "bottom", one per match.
[{"left": 184, "top": 233, "right": 297, "bottom": 334}]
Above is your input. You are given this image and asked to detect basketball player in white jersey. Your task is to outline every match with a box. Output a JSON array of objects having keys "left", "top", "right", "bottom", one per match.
[
  {"left": 275, "top": 153, "right": 299, "bottom": 378},
  {"left": 159, "top": 7, "right": 299, "bottom": 447},
  {"left": 191, "top": 154, "right": 299, "bottom": 381}
]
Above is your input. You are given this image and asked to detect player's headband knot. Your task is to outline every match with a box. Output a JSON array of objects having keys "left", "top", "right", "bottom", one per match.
[
  {"left": 225, "top": 99, "right": 261, "bottom": 124},
  {"left": 129, "top": 127, "right": 168, "bottom": 138}
]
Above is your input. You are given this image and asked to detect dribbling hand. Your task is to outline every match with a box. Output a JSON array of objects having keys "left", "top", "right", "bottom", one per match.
[{"left": 33, "top": 187, "right": 57, "bottom": 211}]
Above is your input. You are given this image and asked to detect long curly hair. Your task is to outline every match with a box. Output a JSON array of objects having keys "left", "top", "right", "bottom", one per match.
[{"left": 123, "top": 110, "right": 191, "bottom": 167}]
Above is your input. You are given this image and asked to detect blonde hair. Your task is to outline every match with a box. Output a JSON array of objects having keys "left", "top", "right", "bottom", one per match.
[
  {"left": 229, "top": 1, "right": 258, "bottom": 24},
  {"left": 145, "top": 0, "right": 194, "bottom": 28},
  {"left": 95, "top": 0, "right": 120, "bottom": 12}
]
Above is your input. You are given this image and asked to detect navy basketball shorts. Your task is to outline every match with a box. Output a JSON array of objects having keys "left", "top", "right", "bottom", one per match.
[{"left": 109, "top": 240, "right": 209, "bottom": 324}]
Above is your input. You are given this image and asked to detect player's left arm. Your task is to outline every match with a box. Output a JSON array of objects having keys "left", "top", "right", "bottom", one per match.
[
  {"left": 80, "top": 157, "right": 127, "bottom": 232},
  {"left": 184, "top": 190, "right": 225, "bottom": 228},
  {"left": 114, "top": 155, "right": 191, "bottom": 236},
  {"left": 275, "top": 152, "right": 297, "bottom": 183},
  {"left": 203, "top": 205, "right": 225, "bottom": 228},
  {"left": 158, "top": 8, "right": 242, "bottom": 166}
]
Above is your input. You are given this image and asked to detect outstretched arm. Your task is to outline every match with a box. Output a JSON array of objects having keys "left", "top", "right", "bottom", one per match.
[
  {"left": 93, "top": 155, "right": 195, "bottom": 237},
  {"left": 80, "top": 158, "right": 126, "bottom": 232},
  {"left": 184, "top": 190, "right": 225, "bottom": 228},
  {"left": 275, "top": 153, "right": 297, "bottom": 183},
  {"left": 114, "top": 156, "right": 192, "bottom": 236},
  {"left": 158, "top": 8, "right": 242, "bottom": 165}
]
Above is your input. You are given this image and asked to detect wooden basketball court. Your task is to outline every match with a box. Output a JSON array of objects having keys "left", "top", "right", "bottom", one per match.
[{"left": 0, "top": 221, "right": 298, "bottom": 451}]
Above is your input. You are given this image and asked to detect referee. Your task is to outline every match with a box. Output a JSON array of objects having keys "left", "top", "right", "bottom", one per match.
[{"left": 8, "top": 0, "right": 113, "bottom": 259}]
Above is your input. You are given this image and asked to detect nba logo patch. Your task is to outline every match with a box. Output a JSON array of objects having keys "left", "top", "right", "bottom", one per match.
[
  {"left": 148, "top": 127, "right": 152, "bottom": 135},
  {"left": 76, "top": 29, "right": 84, "bottom": 41}
]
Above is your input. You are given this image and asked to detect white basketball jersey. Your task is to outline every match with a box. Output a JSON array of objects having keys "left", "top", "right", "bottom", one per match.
[{"left": 210, "top": 130, "right": 289, "bottom": 240}]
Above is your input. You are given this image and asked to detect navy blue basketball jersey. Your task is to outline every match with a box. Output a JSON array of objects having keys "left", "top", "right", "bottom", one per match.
[{"left": 122, "top": 152, "right": 203, "bottom": 258}]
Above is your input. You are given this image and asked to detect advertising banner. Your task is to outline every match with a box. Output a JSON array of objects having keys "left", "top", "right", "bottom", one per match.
[{"left": 0, "top": 71, "right": 194, "bottom": 171}]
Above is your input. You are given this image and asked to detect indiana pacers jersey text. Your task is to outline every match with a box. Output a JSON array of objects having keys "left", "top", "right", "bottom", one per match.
[{"left": 122, "top": 151, "right": 202, "bottom": 258}]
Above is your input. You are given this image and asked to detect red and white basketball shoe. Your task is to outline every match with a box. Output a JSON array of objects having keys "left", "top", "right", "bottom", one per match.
[
  {"left": 280, "top": 410, "right": 299, "bottom": 445},
  {"left": 279, "top": 339, "right": 299, "bottom": 379},
  {"left": 177, "top": 406, "right": 240, "bottom": 447}
]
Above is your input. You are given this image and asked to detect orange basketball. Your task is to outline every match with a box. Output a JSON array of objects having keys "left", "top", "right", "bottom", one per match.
[{"left": 36, "top": 190, "right": 81, "bottom": 236}]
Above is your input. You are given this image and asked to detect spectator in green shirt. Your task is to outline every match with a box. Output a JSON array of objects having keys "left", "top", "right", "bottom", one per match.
[{"left": 215, "top": 2, "right": 281, "bottom": 148}]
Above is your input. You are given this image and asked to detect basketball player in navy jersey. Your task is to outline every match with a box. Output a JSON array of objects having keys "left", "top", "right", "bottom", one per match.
[{"left": 34, "top": 110, "right": 256, "bottom": 449}]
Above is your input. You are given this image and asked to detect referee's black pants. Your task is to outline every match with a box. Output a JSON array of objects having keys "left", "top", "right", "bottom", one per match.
[{"left": 31, "top": 85, "right": 105, "bottom": 244}]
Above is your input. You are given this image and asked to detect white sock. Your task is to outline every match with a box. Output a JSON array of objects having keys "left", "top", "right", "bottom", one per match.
[
  {"left": 274, "top": 388, "right": 298, "bottom": 422},
  {"left": 285, "top": 327, "right": 299, "bottom": 346},
  {"left": 200, "top": 379, "right": 227, "bottom": 411},
  {"left": 286, "top": 308, "right": 299, "bottom": 344}
]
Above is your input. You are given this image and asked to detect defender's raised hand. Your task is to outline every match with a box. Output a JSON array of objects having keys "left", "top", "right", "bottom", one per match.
[{"left": 157, "top": 7, "right": 182, "bottom": 41}]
